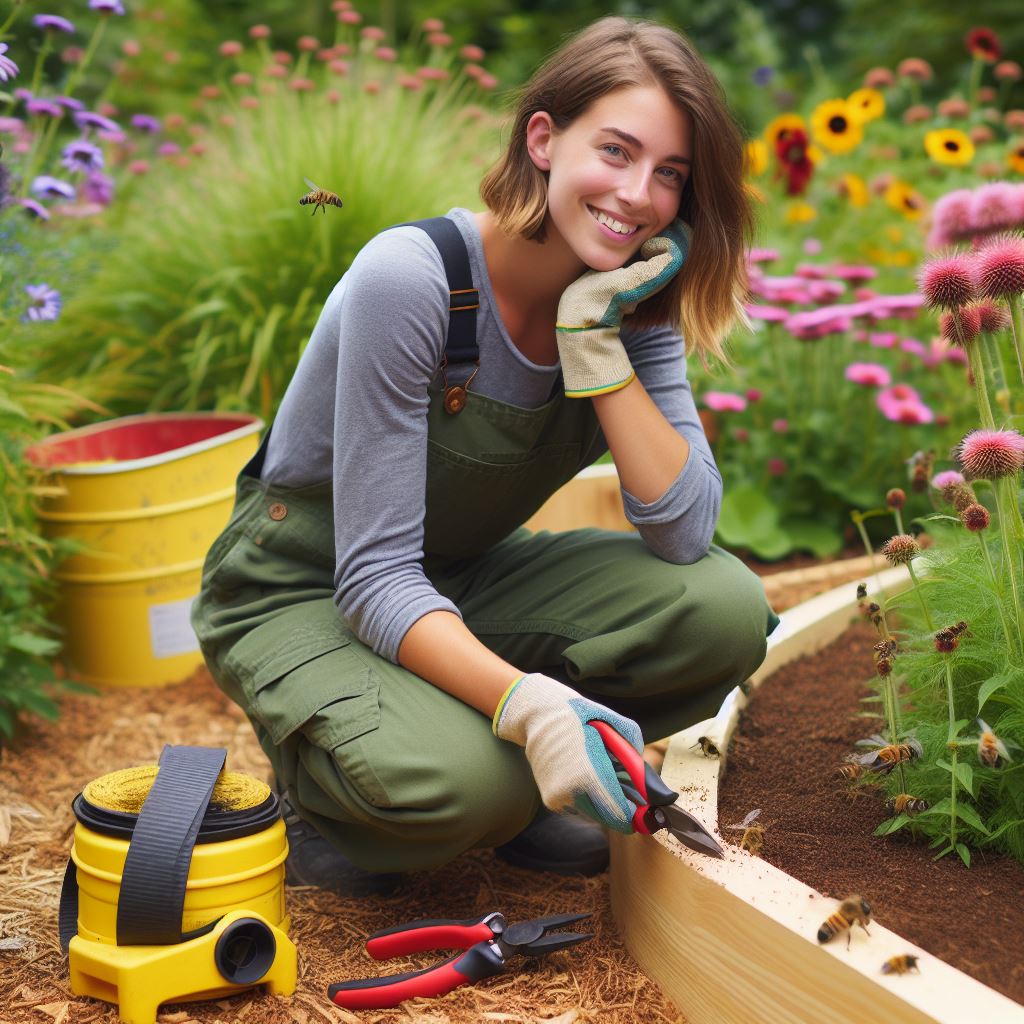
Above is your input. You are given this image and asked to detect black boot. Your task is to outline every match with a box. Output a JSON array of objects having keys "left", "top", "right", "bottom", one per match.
[
  {"left": 278, "top": 789, "right": 406, "bottom": 896},
  {"left": 494, "top": 807, "right": 609, "bottom": 876}
]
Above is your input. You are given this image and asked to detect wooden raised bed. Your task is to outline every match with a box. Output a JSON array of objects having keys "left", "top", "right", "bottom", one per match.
[{"left": 609, "top": 568, "right": 1024, "bottom": 1024}]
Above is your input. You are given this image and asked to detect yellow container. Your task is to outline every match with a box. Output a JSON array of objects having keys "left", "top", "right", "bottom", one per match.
[{"left": 25, "top": 412, "right": 261, "bottom": 687}]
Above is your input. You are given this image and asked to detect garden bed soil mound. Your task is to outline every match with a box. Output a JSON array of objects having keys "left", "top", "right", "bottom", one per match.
[{"left": 717, "top": 622, "right": 1024, "bottom": 1005}]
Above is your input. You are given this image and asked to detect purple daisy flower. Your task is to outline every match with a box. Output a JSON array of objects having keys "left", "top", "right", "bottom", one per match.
[
  {"left": 55, "top": 95, "right": 86, "bottom": 111},
  {"left": 14, "top": 87, "right": 34, "bottom": 102},
  {"left": 0, "top": 116, "right": 25, "bottom": 134},
  {"left": 73, "top": 110, "right": 121, "bottom": 133},
  {"left": 89, "top": 0, "right": 126, "bottom": 13},
  {"left": 34, "top": 14, "right": 76, "bottom": 33},
  {"left": 14, "top": 198, "right": 51, "bottom": 220},
  {"left": 156, "top": 141, "right": 181, "bottom": 156},
  {"left": 130, "top": 113, "right": 162, "bottom": 133},
  {"left": 26, "top": 98, "right": 65, "bottom": 118},
  {"left": 24, "top": 284, "right": 62, "bottom": 322},
  {"left": 61, "top": 138, "right": 104, "bottom": 173},
  {"left": 31, "top": 175, "right": 77, "bottom": 199},
  {"left": 82, "top": 171, "right": 114, "bottom": 205},
  {"left": 0, "top": 43, "right": 19, "bottom": 83}
]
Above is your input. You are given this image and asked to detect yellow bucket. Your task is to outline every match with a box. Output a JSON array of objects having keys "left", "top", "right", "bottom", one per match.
[{"left": 25, "top": 412, "right": 262, "bottom": 688}]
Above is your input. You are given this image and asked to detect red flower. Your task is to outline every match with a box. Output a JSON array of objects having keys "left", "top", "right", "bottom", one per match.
[
  {"left": 965, "top": 27, "right": 1001, "bottom": 62},
  {"left": 773, "top": 127, "right": 813, "bottom": 196}
]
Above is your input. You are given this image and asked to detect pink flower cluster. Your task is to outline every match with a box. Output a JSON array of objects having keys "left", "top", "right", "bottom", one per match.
[
  {"left": 876, "top": 384, "right": 934, "bottom": 424},
  {"left": 927, "top": 181, "right": 1024, "bottom": 249}
]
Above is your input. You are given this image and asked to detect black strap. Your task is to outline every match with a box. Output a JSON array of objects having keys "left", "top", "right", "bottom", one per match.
[
  {"left": 59, "top": 745, "right": 229, "bottom": 951},
  {"left": 391, "top": 217, "right": 479, "bottom": 368}
]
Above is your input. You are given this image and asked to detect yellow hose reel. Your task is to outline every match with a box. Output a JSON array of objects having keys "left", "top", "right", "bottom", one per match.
[{"left": 60, "top": 746, "right": 296, "bottom": 1024}]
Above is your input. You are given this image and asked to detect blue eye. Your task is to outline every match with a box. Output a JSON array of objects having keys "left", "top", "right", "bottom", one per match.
[{"left": 601, "top": 144, "right": 625, "bottom": 158}]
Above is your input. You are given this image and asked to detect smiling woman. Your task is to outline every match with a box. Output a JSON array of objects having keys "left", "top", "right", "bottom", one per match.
[{"left": 191, "top": 16, "right": 776, "bottom": 900}]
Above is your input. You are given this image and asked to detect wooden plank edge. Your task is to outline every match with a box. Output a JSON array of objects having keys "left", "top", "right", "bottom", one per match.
[{"left": 610, "top": 567, "right": 1024, "bottom": 1024}]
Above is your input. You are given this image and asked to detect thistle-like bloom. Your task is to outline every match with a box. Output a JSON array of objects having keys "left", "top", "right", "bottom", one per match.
[
  {"left": 939, "top": 306, "right": 983, "bottom": 347},
  {"left": 958, "top": 429, "right": 1024, "bottom": 479},
  {"left": 970, "top": 183, "right": 1021, "bottom": 233},
  {"left": 60, "top": 139, "right": 104, "bottom": 174},
  {"left": 918, "top": 253, "right": 977, "bottom": 309},
  {"left": 928, "top": 189, "right": 974, "bottom": 248},
  {"left": 24, "top": 284, "right": 61, "bottom": 321},
  {"left": 932, "top": 470, "right": 966, "bottom": 490},
  {"left": 960, "top": 502, "right": 991, "bottom": 531},
  {"left": 0, "top": 43, "right": 19, "bottom": 83},
  {"left": 974, "top": 234, "right": 1024, "bottom": 299},
  {"left": 882, "top": 534, "right": 921, "bottom": 566},
  {"left": 975, "top": 298, "right": 1012, "bottom": 333},
  {"left": 945, "top": 482, "right": 978, "bottom": 512},
  {"left": 703, "top": 391, "right": 747, "bottom": 413},
  {"left": 886, "top": 488, "right": 906, "bottom": 510},
  {"left": 845, "top": 362, "right": 892, "bottom": 387}
]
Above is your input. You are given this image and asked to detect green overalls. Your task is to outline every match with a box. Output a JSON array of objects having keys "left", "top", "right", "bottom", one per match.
[{"left": 191, "top": 221, "right": 779, "bottom": 873}]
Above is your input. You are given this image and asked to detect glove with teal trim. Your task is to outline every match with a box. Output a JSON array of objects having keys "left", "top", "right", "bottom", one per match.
[
  {"left": 555, "top": 218, "right": 691, "bottom": 398},
  {"left": 492, "top": 672, "right": 645, "bottom": 833}
]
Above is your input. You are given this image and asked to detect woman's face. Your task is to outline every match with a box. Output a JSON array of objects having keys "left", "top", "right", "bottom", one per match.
[{"left": 526, "top": 84, "right": 693, "bottom": 272}]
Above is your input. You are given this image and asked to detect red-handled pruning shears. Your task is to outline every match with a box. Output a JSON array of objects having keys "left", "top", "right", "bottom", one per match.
[
  {"left": 328, "top": 911, "right": 593, "bottom": 1010},
  {"left": 590, "top": 719, "right": 724, "bottom": 859}
]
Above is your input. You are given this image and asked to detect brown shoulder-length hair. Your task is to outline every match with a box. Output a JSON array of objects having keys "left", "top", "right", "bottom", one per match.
[{"left": 479, "top": 16, "right": 753, "bottom": 368}]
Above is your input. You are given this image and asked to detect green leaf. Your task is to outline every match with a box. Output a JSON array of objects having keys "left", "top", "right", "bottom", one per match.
[
  {"left": 936, "top": 758, "right": 953, "bottom": 774},
  {"left": 954, "top": 761, "right": 974, "bottom": 797},
  {"left": 874, "top": 814, "right": 910, "bottom": 836},
  {"left": 978, "top": 673, "right": 1013, "bottom": 713},
  {"left": 954, "top": 803, "right": 990, "bottom": 835},
  {"left": 7, "top": 631, "right": 61, "bottom": 657},
  {"left": 18, "top": 690, "right": 58, "bottom": 720},
  {"left": 932, "top": 844, "right": 954, "bottom": 861},
  {"left": 0, "top": 705, "right": 12, "bottom": 738},
  {"left": 955, "top": 842, "right": 971, "bottom": 868},
  {"left": 716, "top": 485, "right": 781, "bottom": 543},
  {"left": 782, "top": 519, "right": 843, "bottom": 558}
]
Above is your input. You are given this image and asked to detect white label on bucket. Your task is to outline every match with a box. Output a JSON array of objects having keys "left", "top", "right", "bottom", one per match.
[{"left": 149, "top": 596, "right": 200, "bottom": 659}]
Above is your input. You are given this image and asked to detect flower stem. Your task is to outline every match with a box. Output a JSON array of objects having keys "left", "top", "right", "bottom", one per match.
[
  {"left": 853, "top": 513, "right": 887, "bottom": 603},
  {"left": 978, "top": 531, "right": 1021, "bottom": 662},
  {"left": 1007, "top": 296, "right": 1024, "bottom": 389},
  {"left": 943, "top": 661, "right": 956, "bottom": 735},
  {"left": 893, "top": 508, "right": 905, "bottom": 536},
  {"left": 906, "top": 561, "right": 934, "bottom": 631},
  {"left": 968, "top": 56, "right": 983, "bottom": 107},
  {"left": 967, "top": 340, "right": 996, "bottom": 431},
  {"left": 992, "top": 477, "right": 1024, "bottom": 640},
  {"left": 949, "top": 745, "right": 959, "bottom": 850}
]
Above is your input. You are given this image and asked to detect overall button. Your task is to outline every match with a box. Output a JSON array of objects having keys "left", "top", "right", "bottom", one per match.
[{"left": 268, "top": 502, "right": 288, "bottom": 521}]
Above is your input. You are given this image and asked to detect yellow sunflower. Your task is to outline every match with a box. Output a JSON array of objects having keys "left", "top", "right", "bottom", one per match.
[
  {"left": 1008, "top": 139, "right": 1024, "bottom": 174},
  {"left": 744, "top": 138, "right": 768, "bottom": 176},
  {"left": 763, "top": 113, "right": 805, "bottom": 149},
  {"left": 924, "top": 128, "right": 975, "bottom": 166},
  {"left": 883, "top": 180, "right": 925, "bottom": 220},
  {"left": 810, "top": 99, "right": 864, "bottom": 155},
  {"left": 838, "top": 172, "right": 870, "bottom": 207},
  {"left": 847, "top": 87, "right": 885, "bottom": 124},
  {"left": 807, "top": 144, "right": 825, "bottom": 164},
  {"left": 785, "top": 201, "right": 817, "bottom": 223}
]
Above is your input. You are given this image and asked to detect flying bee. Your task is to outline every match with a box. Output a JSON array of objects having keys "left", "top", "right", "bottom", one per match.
[
  {"left": 817, "top": 895, "right": 872, "bottom": 948},
  {"left": 906, "top": 449, "right": 935, "bottom": 493},
  {"left": 886, "top": 794, "right": 929, "bottom": 816},
  {"left": 854, "top": 734, "right": 923, "bottom": 774},
  {"left": 974, "top": 718, "right": 1012, "bottom": 769},
  {"left": 726, "top": 808, "right": 765, "bottom": 856},
  {"left": 881, "top": 954, "right": 920, "bottom": 976},
  {"left": 693, "top": 736, "right": 720, "bottom": 758},
  {"left": 856, "top": 582, "right": 867, "bottom": 602},
  {"left": 836, "top": 761, "right": 864, "bottom": 782},
  {"left": 299, "top": 177, "right": 343, "bottom": 215}
]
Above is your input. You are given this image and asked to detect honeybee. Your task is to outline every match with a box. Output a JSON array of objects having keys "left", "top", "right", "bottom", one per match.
[
  {"left": 975, "top": 718, "right": 1012, "bottom": 768},
  {"left": 934, "top": 621, "right": 969, "bottom": 653},
  {"left": 906, "top": 449, "right": 935, "bottom": 493},
  {"left": 693, "top": 736, "right": 720, "bottom": 758},
  {"left": 726, "top": 808, "right": 764, "bottom": 856},
  {"left": 855, "top": 734, "right": 923, "bottom": 774},
  {"left": 873, "top": 637, "right": 897, "bottom": 660},
  {"left": 886, "top": 794, "right": 929, "bottom": 816},
  {"left": 299, "top": 177, "right": 343, "bottom": 215},
  {"left": 882, "top": 954, "right": 920, "bottom": 975},
  {"left": 817, "top": 895, "right": 872, "bottom": 948},
  {"left": 836, "top": 761, "right": 864, "bottom": 782}
]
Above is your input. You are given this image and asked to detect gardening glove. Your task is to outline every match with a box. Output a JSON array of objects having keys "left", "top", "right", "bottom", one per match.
[
  {"left": 555, "top": 218, "right": 691, "bottom": 398},
  {"left": 492, "top": 671, "right": 645, "bottom": 833}
]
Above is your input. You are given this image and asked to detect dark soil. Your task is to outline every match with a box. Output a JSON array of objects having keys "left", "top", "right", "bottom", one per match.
[{"left": 717, "top": 621, "right": 1024, "bottom": 1006}]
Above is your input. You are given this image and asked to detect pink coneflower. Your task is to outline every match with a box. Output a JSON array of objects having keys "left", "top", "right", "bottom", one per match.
[
  {"left": 248, "top": 25, "right": 270, "bottom": 39},
  {"left": 974, "top": 234, "right": 1024, "bottom": 299},
  {"left": 772, "top": 418, "right": 788, "bottom": 433},
  {"left": 288, "top": 77, "right": 315, "bottom": 92},
  {"left": 864, "top": 67, "right": 895, "bottom": 88},
  {"left": 374, "top": 46, "right": 397, "bottom": 61},
  {"left": 767, "top": 458, "right": 787, "bottom": 477},
  {"left": 745, "top": 388, "right": 762, "bottom": 402},
  {"left": 918, "top": 252, "right": 977, "bottom": 309},
  {"left": 970, "top": 125, "right": 995, "bottom": 144},
  {"left": 900, "top": 338, "right": 927, "bottom": 357},
  {"left": 969, "top": 182, "right": 1019, "bottom": 233},
  {"left": 461, "top": 44, "right": 486, "bottom": 61},
  {"left": 744, "top": 303, "right": 790, "bottom": 323},
  {"left": 845, "top": 362, "right": 892, "bottom": 387},
  {"left": 903, "top": 105, "right": 932, "bottom": 125},
  {"left": 804, "top": 238, "right": 823, "bottom": 255},
  {"left": 219, "top": 40, "right": 243, "bottom": 57},
  {"left": 339, "top": 10, "right": 362, "bottom": 24},
  {"left": 877, "top": 384, "right": 935, "bottom": 424},
  {"left": 976, "top": 298, "right": 1011, "bottom": 332},
  {"left": 1006, "top": 110, "right": 1024, "bottom": 131},
  {"left": 231, "top": 72, "right": 253, "bottom": 86},
  {"left": 422, "top": 17, "right": 445, "bottom": 31},
  {"left": 329, "top": 60, "right": 349, "bottom": 76},
  {"left": 829, "top": 264, "right": 877, "bottom": 283},
  {"left": 418, "top": 66, "right": 450, "bottom": 81},
  {"left": 735, "top": 428, "right": 750, "bottom": 443},
  {"left": 478, "top": 72, "right": 499, "bottom": 90},
  {"left": 703, "top": 391, "right": 748, "bottom": 413},
  {"left": 398, "top": 74, "right": 423, "bottom": 91},
  {"left": 960, "top": 503, "right": 991, "bottom": 531},
  {"left": 881, "top": 534, "right": 921, "bottom": 566},
  {"left": 747, "top": 247, "right": 780, "bottom": 263},
  {"left": 360, "top": 26, "right": 385, "bottom": 41},
  {"left": 996, "top": 60, "right": 1023, "bottom": 82},
  {"left": 939, "top": 306, "right": 983, "bottom": 346},
  {"left": 898, "top": 57, "right": 933, "bottom": 81},
  {"left": 297, "top": 35, "right": 320, "bottom": 50},
  {"left": 869, "top": 332, "right": 898, "bottom": 348},
  {"left": 241, "top": 96, "right": 260, "bottom": 109},
  {"left": 932, "top": 470, "right": 966, "bottom": 490},
  {"left": 795, "top": 263, "right": 828, "bottom": 279},
  {"left": 958, "top": 429, "right": 1024, "bottom": 478},
  {"left": 938, "top": 97, "right": 970, "bottom": 119}
]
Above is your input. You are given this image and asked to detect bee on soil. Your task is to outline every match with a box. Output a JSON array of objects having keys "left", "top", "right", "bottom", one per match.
[
  {"left": 299, "top": 177, "right": 343, "bottom": 215},
  {"left": 855, "top": 734, "right": 923, "bottom": 774},
  {"left": 817, "top": 895, "right": 872, "bottom": 948},
  {"left": 886, "top": 794, "right": 929, "bottom": 816},
  {"left": 836, "top": 760, "right": 864, "bottom": 782},
  {"left": 882, "top": 954, "right": 920, "bottom": 975},
  {"left": 726, "top": 808, "right": 764, "bottom": 856},
  {"left": 974, "top": 718, "right": 1012, "bottom": 769},
  {"left": 693, "top": 736, "right": 720, "bottom": 758}
]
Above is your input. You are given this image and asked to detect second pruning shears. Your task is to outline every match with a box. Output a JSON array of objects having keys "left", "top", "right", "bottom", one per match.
[{"left": 590, "top": 719, "right": 724, "bottom": 858}]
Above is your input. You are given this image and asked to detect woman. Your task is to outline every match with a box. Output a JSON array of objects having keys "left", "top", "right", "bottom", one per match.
[{"left": 192, "top": 16, "right": 778, "bottom": 892}]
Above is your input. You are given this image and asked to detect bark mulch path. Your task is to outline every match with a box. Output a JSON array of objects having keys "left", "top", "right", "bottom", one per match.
[
  {"left": 718, "top": 621, "right": 1024, "bottom": 1007},
  {"left": 0, "top": 559, "right": 869, "bottom": 1024}
]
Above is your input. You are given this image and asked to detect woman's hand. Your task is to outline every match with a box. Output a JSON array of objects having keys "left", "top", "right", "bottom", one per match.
[
  {"left": 492, "top": 671, "right": 645, "bottom": 833},
  {"left": 555, "top": 219, "right": 691, "bottom": 397}
]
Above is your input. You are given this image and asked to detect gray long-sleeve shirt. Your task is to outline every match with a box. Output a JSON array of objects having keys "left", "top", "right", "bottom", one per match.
[{"left": 261, "top": 207, "right": 722, "bottom": 663}]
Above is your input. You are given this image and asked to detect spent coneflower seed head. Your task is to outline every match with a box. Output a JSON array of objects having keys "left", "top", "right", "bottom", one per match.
[
  {"left": 886, "top": 488, "right": 906, "bottom": 509},
  {"left": 960, "top": 502, "right": 991, "bottom": 531},
  {"left": 939, "top": 305, "right": 983, "bottom": 346},
  {"left": 875, "top": 656, "right": 894, "bottom": 676},
  {"left": 882, "top": 534, "right": 921, "bottom": 565},
  {"left": 974, "top": 234, "right": 1024, "bottom": 299},
  {"left": 934, "top": 629, "right": 959, "bottom": 653},
  {"left": 957, "top": 428, "right": 1024, "bottom": 479},
  {"left": 976, "top": 298, "right": 1011, "bottom": 332},
  {"left": 918, "top": 253, "right": 977, "bottom": 309}
]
